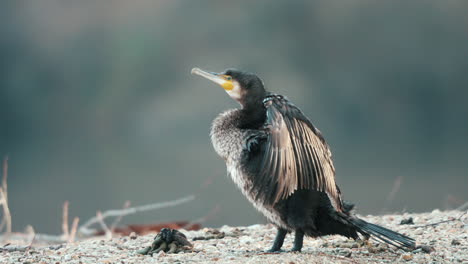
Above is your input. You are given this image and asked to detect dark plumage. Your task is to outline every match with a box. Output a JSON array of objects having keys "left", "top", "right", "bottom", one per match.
[{"left": 192, "top": 67, "right": 415, "bottom": 252}]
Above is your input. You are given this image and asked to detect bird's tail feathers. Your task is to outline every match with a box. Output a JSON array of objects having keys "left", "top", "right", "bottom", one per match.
[{"left": 347, "top": 216, "right": 415, "bottom": 250}]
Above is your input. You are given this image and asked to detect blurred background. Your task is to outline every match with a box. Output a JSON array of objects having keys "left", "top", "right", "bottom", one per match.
[{"left": 1, "top": 0, "right": 467, "bottom": 234}]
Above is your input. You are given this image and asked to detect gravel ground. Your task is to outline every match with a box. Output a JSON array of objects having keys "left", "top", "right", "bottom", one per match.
[{"left": 1, "top": 210, "right": 466, "bottom": 264}]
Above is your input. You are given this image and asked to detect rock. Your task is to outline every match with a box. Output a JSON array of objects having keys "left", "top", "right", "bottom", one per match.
[
  {"left": 334, "top": 248, "right": 352, "bottom": 257},
  {"left": 416, "top": 245, "right": 435, "bottom": 253},
  {"left": 401, "top": 254, "right": 413, "bottom": 261},
  {"left": 129, "top": 232, "right": 137, "bottom": 240},
  {"left": 400, "top": 217, "right": 414, "bottom": 225},
  {"left": 451, "top": 239, "right": 461, "bottom": 246}
]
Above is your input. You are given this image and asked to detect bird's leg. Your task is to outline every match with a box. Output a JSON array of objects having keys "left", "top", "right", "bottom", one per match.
[
  {"left": 290, "top": 229, "right": 304, "bottom": 252},
  {"left": 137, "top": 236, "right": 163, "bottom": 255},
  {"left": 267, "top": 228, "right": 287, "bottom": 252},
  {"left": 136, "top": 246, "right": 151, "bottom": 255},
  {"left": 167, "top": 242, "right": 178, "bottom": 253},
  {"left": 151, "top": 236, "right": 163, "bottom": 249},
  {"left": 149, "top": 241, "right": 167, "bottom": 254}
]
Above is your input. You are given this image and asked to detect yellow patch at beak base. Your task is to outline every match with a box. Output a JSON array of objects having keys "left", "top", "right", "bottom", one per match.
[{"left": 221, "top": 81, "right": 234, "bottom": 91}]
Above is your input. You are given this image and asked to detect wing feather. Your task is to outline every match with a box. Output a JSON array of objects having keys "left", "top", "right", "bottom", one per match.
[{"left": 254, "top": 94, "right": 342, "bottom": 209}]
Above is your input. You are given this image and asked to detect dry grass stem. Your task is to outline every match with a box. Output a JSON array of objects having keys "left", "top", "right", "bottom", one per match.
[
  {"left": 62, "top": 201, "right": 70, "bottom": 239},
  {"left": 386, "top": 176, "right": 403, "bottom": 203},
  {"left": 96, "top": 211, "right": 112, "bottom": 239},
  {"left": 455, "top": 201, "right": 468, "bottom": 211},
  {"left": 0, "top": 156, "right": 12, "bottom": 233},
  {"left": 0, "top": 190, "right": 7, "bottom": 232},
  {"left": 68, "top": 217, "right": 79, "bottom": 243},
  {"left": 190, "top": 204, "right": 221, "bottom": 226}
]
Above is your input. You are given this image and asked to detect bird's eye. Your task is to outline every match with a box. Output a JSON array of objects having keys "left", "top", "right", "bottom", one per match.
[{"left": 226, "top": 76, "right": 232, "bottom": 80}]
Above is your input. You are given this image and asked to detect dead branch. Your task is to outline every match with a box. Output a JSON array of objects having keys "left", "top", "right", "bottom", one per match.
[{"left": 78, "top": 195, "right": 195, "bottom": 236}]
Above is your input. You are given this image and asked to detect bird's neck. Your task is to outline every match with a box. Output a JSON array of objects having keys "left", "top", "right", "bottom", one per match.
[{"left": 238, "top": 103, "right": 266, "bottom": 129}]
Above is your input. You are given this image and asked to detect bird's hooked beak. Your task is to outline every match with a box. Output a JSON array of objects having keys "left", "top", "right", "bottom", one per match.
[{"left": 191, "top": 67, "right": 234, "bottom": 91}]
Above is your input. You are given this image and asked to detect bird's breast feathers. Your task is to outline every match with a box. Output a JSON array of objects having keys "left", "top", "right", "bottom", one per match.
[
  {"left": 210, "top": 109, "right": 244, "bottom": 160},
  {"left": 227, "top": 163, "right": 289, "bottom": 229}
]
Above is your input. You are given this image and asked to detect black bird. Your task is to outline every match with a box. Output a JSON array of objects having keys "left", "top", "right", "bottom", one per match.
[{"left": 191, "top": 67, "right": 415, "bottom": 252}]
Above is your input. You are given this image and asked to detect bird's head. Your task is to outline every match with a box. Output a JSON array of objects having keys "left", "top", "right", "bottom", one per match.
[{"left": 191, "top": 67, "right": 266, "bottom": 109}]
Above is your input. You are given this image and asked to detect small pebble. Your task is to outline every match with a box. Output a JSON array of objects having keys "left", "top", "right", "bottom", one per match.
[
  {"left": 129, "top": 232, "right": 137, "bottom": 240},
  {"left": 48, "top": 245, "right": 64, "bottom": 250}
]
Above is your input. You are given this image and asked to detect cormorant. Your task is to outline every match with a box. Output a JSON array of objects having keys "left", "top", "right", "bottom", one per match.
[{"left": 191, "top": 67, "right": 415, "bottom": 252}]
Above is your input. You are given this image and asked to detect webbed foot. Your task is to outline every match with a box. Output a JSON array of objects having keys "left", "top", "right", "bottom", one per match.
[
  {"left": 267, "top": 228, "right": 287, "bottom": 253},
  {"left": 290, "top": 247, "right": 302, "bottom": 252}
]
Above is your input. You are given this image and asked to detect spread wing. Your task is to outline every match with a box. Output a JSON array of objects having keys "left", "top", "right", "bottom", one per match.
[{"left": 251, "top": 94, "right": 342, "bottom": 208}]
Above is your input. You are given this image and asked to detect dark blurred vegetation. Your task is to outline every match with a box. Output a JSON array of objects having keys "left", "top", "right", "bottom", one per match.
[{"left": 1, "top": 0, "right": 467, "bottom": 234}]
